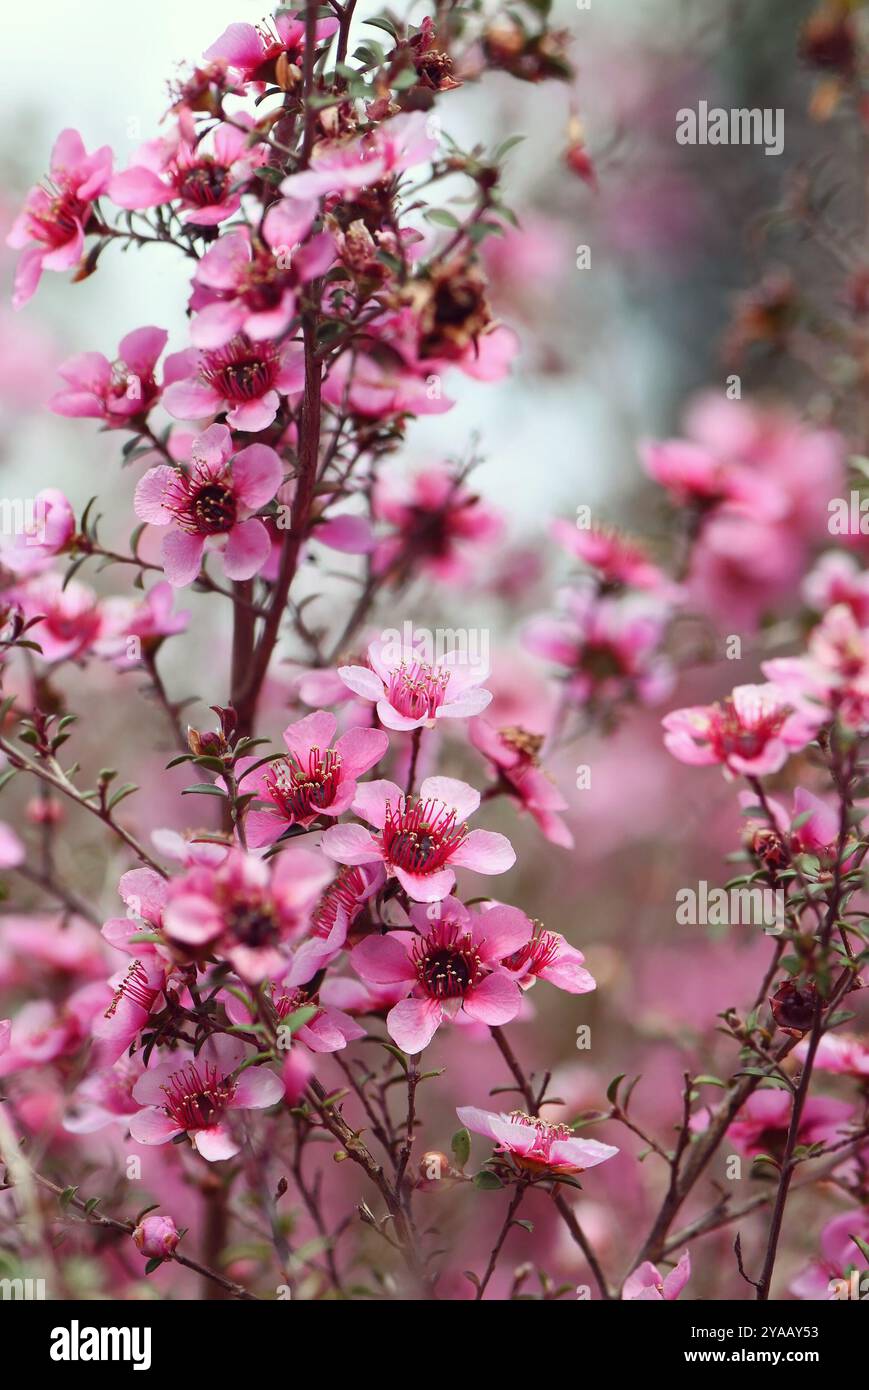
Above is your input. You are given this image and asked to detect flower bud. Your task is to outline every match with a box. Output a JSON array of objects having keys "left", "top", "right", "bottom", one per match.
[{"left": 132, "top": 1214, "right": 180, "bottom": 1261}]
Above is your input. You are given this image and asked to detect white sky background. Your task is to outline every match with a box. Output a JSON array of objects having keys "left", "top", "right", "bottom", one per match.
[{"left": 0, "top": 0, "right": 672, "bottom": 539}]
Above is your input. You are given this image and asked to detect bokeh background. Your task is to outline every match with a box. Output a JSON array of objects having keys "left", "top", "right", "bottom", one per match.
[{"left": 0, "top": 0, "right": 865, "bottom": 1300}]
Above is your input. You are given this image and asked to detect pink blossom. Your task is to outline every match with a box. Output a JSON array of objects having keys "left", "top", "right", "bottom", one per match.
[
  {"left": 804, "top": 551, "right": 869, "bottom": 624},
  {"left": 764, "top": 604, "right": 869, "bottom": 730},
  {"left": 50, "top": 326, "right": 168, "bottom": 423},
  {"left": 204, "top": 10, "right": 339, "bottom": 86},
  {"left": 0, "top": 822, "right": 25, "bottom": 869},
  {"left": 373, "top": 466, "right": 503, "bottom": 584},
  {"left": 352, "top": 898, "right": 532, "bottom": 1052},
  {"left": 64, "top": 1055, "right": 145, "bottom": 1133},
  {"left": 134, "top": 423, "right": 283, "bottom": 586},
  {"left": 321, "top": 348, "right": 454, "bottom": 418},
  {"left": 791, "top": 1209, "right": 869, "bottom": 1299},
  {"left": 95, "top": 581, "right": 190, "bottom": 667},
  {"left": 551, "top": 519, "right": 681, "bottom": 600},
  {"left": 6, "top": 129, "right": 112, "bottom": 308},
  {"left": 110, "top": 117, "right": 267, "bottom": 226},
  {"left": 224, "top": 966, "right": 366, "bottom": 1056},
  {"left": 0, "top": 983, "right": 108, "bottom": 1076},
  {"left": 240, "top": 710, "right": 389, "bottom": 846},
  {"left": 469, "top": 719, "right": 573, "bottom": 848},
  {"left": 339, "top": 637, "right": 492, "bottom": 731},
  {"left": 132, "top": 1214, "right": 181, "bottom": 1261},
  {"left": 793, "top": 1033, "right": 869, "bottom": 1078},
  {"left": 190, "top": 205, "right": 332, "bottom": 349},
  {"left": 663, "top": 683, "right": 824, "bottom": 777},
  {"left": 129, "top": 1035, "right": 283, "bottom": 1161},
  {"left": 162, "top": 845, "right": 332, "bottom": 983},
  {"left": 456, "top": 1105, "right": 619, "bottom": 1175},
  {"left": 623, "top": 1251, "right": 691, "bottom": 1301},
  {"left": 722, "top": 1090, "right": 853, "bottom": 1157},
  {"left": 525, "top": 588, "right": 674, "bottom": 708},
  {"left": 322, "top": 775, "right": 515, "bottom": 902},
  {"left": 17, "top": 572, "right": 105, "bottom": 662},
  {"left": 91, "top": 956, "right": 166, "bottom": 1064},
  {"left": 162, "top": 335, "right": 304, "bottom": 432},
  {"left": 280, "top": 112, "right": 437, "bottom": 201}
]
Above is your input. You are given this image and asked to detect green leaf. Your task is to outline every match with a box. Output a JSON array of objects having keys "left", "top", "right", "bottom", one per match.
[
  {"left": 424, "top": 208, "right": 460, "bottom": 229},
  {"left": 606, "top": 1073, "right": 625, "bottom": 1106},
  {"left": 451, "top": 1128, "right": 471, "bottom": 1169},
  {"left": 473, "top": 1170, "right": 504, "bottom": 1190}
]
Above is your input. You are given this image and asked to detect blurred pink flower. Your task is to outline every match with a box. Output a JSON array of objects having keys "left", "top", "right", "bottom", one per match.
[
  {"left": 623, "top": 1251, "right": 690, "bottom": 1301},
  {"left": 456, "top": 1105, "right": 619, "bottom": 1175}
]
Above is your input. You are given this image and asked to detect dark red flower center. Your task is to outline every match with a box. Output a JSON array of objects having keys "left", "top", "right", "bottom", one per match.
[
  {"left": 162, "top": 1060, "right": 235, "bottom": 1131},
  {"left": 381, "top": 795, "right": 468, "bottom": 875},
  {"left": 265, "top": 746, "right": 342, "bottom": 822},
  {"left": 412, "top": 921, "right": 482, "bottom": 999},
  {"left": 177, "top": 159, "right": 232, "bottom": 208},
  {"left": 201, "top": 337, "right": 280, "bottom": 403}
]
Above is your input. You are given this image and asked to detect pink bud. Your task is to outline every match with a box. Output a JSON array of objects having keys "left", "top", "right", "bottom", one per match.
[{"left": 132, "top": 1214, "right": 180, "bottom": 1261}]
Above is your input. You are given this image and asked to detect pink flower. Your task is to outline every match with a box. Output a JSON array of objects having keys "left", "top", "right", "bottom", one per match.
[
  {"left": 110, "top": 117, "right": 267, "bottom": 226},
  {"left": 722, "top": 1090, "right": 853, "bottom": 1158},
  {"left": 224, "top": 967, "right": 366, "bottom": 1055},
  {"left": 739, "top": 786, "right": 859, "bottom": 874},
  {"left": 339, "top": 637, "right": 492, "bottom": 731},
  {"left": 498, "top": 916, "right": 596, "bottom": 995},
  {"left": 0, "top": 984, "right": 108, "bottom": 1076},
  {"left": 623, "top": 1251, "right": 691, "bottom": 1301},
  {"left": 190, "top": 205, "right": 331, "bottom": 349},
  {"left": 64, "top": 1055, "right": 144, "bottom": 1133},
  {"left": 322, "top": 775, "right": 515, "bottom": 902},
  {"left": 309, "top": 863, "right": 385, "bottom": 944},
  {"left": 91, "top": 957, "right": 166, "bottom": 1064},
  {"left": 0, "top": 489, "right": 75, "bottom": 578},
  {"left": 469, "top": 720, "right": 573, "bottom": 849},
  {"left": 456, "top": 1105, "right": 619, "bottom": 1175},
  {"left": 640, "top": 437, "right": 783, "bottom": 515},
  {"left": 764, "top": 605, "right": 869, "bottom": 730},
  {"left": 373, "top": 466, "right": 503, "bottom": 584},
  {"left": 793, "top": 1033, "right": 869, "bottom": 1078},
  {"left": 129, "top": 1035, "right": 283, "bottom": 1161},
  {"left": 551, "top": 519, "right": 680, "bottom": 600},
  {"left": 162, "top": 845, "right": 332, "bottom": 983},
  {"left": 352, "top": 898, "right": 532, "bottom": 1052},
  {"left": 204, "top": 10, "right": 339, "bottom": 86},
  {"left": 803, "top": 551, "right": 869, "bottom": 626},
  {"left": 17, "top": 572, "right": 105, "bottom": 662},
  {"left": 321, "top": 349, "right": 454, "bottom": 418},
  {"left": 132, "top": 1214, "right": 181, "bottom": 1262},
  {"left": 280, "top": 112, "right": 436, "bottom": 201},
  {"left": 134, "top": 423, "right": 283, "bottom": 586},
  {"left": 162, "top": 335, "right": 304, "bottom": 432},
  {"left": 240, "top": 710, "right": 389, "bottom": 846},
  {"left": 6, "top": 129, "right": 112, "bottom": 308},
  {"left": 95, "top": 581, "right": 190, "bottom": 667},
  {"left": 791, "top": 1209, "right": 869, "bottom": 1300},
  {"left": 0, "top": 822, "right": 25, "bottom": 869},
  {"left": 662, "top": 683, "right": 823, "bottom": 777},
  {"left": 525, "top": 589, "right": 674, "bottom": 708},
  {"left": 50, "top": 326, "right": 168, "bottom": 423}
]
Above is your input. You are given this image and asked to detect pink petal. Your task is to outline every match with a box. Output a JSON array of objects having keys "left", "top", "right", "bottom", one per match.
[
  {"left": 282, "top": 710, "right": 337, "bottom": 764},
  {"left": 351, "top": 778, "right": 401, "bottom": 829},
  {"left": 233, "top": 1066, "right": 283, "bottom": 1109},
  {"left": 231, "top": 443, "right": 283, "bottom": 508},
  {"left": 134, "top": 466, "right": 175, "bottom": 524},
  {"left": 450, "top": 830, "right": 516, "bottom": 875},
  {"left": 462, "top": 972, "right": 521, "bottom": 1026},
  {"left": 163, "top": 377, "right": 224, "bottom": 421},
  {"left": 387, "top": 997, "right": 443, "bottom": 1054},
  {"left": 420, "top": 776, "right": 480, "bottom": 821},
  {"left": 338, "top": 664, "right": 384, "bottom": 702},
  {"left": 223, "top": 518, "right": 271, "bottom": 580},
  {"left": 321, "top": 823, "right": 382, "bottom": 865},
  {"left": 162, "top": 529, "right": 206, "bottom": 587},
  {"left": 192, "top": 1125, "right": 240, "bottom": 1161},
  {"left": 352, "top": 934, "right": 415, "bottom": 986},
  {"left": 109, "top": 167, "right": 169, "bottom": 209},
  {"left": 393, "top": 865, "right": 456, "bottom": 902},
  {"left": 129, "top": 1107, "right": 181, "bottom": 1145},
  {"left": 334, "top": 726, "right": 389, "bottom": 775}
]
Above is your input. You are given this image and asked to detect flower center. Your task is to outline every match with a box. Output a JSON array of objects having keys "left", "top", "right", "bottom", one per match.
[
  {"left": 200, "top": 337, "right": 279, "bottom": 403},
  {"left": 387, "top": 660, "right": 451, "bottom": 721},
  {"left": 178, "top": 158, "right": 231, "bottom": 207},
  {"left": 504, "top": 923, "right": 557, "bottom": 976},
  {"left": 381, "top": 795, "right": 468, "bottom": 875},
  {"left": 265, "top": 746, "right": 342, "bottom": 822},
  {"left": 710, "top": 696, "right": 789, "bottom": 761},
  {"left": 32, "top": 187, "right": 87, "bottom": 247},
  {"left": 226, "top": 896, "right": 279, "bottom": 948},
  {"left": 162, "top": 1060, "right": 235, "bottom": 1131},
  {"left": 193, "top": 482, "right": 238, "bottom": 534},
  {"left": 412, "top": 921, "right": 482, "bottom": 999}
]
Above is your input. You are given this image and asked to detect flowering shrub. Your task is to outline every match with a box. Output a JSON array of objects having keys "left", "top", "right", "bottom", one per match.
[{"left": 0, "top": 1, "right": 867, "bottom": 1308}]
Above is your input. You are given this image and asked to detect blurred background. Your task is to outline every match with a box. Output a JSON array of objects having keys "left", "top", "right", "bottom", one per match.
[{"left": 1, "top": 0, "right": 865, "bottom": 1300}]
